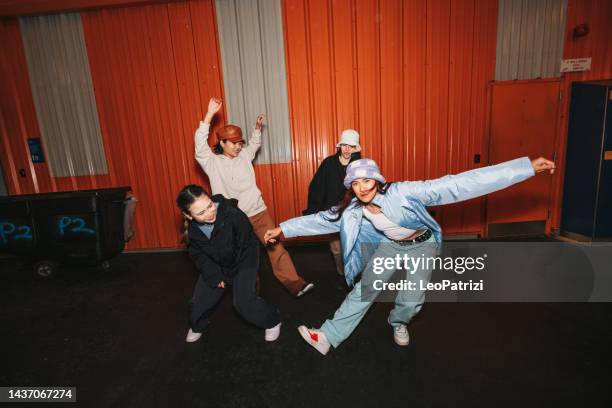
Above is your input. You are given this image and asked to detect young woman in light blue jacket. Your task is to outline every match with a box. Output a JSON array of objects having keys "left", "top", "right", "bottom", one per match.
[{"left": 264, "top": 156, "right": 555, "bottom": 355}]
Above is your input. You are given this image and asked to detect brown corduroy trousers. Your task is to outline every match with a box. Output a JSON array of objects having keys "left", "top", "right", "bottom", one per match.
[{"left": 249, "top": 209, "right": 305, "bottom": 295}]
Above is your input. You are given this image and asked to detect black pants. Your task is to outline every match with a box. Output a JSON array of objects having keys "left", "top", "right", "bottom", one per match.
[{"left": 188, "top": 244, "right": 280, "bottom": 332}]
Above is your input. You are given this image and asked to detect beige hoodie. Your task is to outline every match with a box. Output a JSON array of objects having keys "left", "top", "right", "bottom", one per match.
[{"left": 194, "top": 122, "right": 266, "bottom": 217}]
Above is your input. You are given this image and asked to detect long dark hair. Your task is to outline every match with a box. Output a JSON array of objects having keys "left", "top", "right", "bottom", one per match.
[
  {"left": 176, "top": 184, "right": 209, "bottom": 213},
  {"left": 213, "top": 143, "right": 224, "bottom": 154},
  {"left": 330, "top": 182, "right": 391, "bottom": 221},
  {"left": 176, "top": 184, "right": 210, "bottom": 243}
]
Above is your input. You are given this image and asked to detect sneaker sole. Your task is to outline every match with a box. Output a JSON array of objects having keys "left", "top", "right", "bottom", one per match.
[
  {"left": 393, "top": 335, "right": 409, "bottom": 346},
  {"left": 265, "top": 323, "right": 282, "bottom": 342},
  {"left": 296, "top": 283, "right": 315, "bottom": 297},
  {"left": 186, "top": 333, "right": 202, "bottom": 343},
  {"left": 297, "top": 325, "right": 329, "bottom": 355}
]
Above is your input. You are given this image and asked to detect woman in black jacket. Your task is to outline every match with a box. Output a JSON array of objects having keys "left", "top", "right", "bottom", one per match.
[
  {"left": 177, "top": 185, "right": 281, "bottom": 343},
  {"left": 302, "top": 129, "right": 361, "bottom": 276}
]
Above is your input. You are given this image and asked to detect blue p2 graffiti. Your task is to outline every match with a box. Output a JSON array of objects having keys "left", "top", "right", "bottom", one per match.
[
  {"left": 0, "top": 222, "right": 33, "bottom": 245},
  {"left": 58, "top": 217, "right": 95, "bottom": 236}
]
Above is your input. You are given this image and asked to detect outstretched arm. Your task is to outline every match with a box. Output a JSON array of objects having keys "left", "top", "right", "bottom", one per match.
[
  {"left": 195, "top": 98, "right": 223, "bottom": 171},
  {"left": 396, "top": 156, "right": 555, "bottom": 206}
]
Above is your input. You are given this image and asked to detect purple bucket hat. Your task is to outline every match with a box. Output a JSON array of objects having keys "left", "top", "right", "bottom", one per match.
[{"left": 343, "top": 159, "right": 386, "bottom": 188}]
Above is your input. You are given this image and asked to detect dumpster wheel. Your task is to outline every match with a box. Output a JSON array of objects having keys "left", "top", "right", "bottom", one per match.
[{"left": 34, "top": 260, "right": 58, "bottom": 278}]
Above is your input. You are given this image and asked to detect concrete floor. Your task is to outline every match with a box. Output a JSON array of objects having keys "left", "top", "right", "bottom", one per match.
[{"left": 1, "top": 243, "right": 611, "bottom": 407}]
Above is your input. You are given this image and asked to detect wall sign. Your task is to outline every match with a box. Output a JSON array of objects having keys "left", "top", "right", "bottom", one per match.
[
  {"left": 27, "top": 138, "right": 45, "bottom": 163},
  {"left": 560, "top": 58, "right": 592, "bottom": 73}
]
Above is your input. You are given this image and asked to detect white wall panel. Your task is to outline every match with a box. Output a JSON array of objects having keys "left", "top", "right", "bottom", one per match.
[
  {"left": 215, "top": 0, "right": 292, "bottom": 164},
  {"left": 496, "top": 0, "right": 567, "bottom": 80},
  {"left": 20, "top": 13, "right": 107, "bottom": 177}
]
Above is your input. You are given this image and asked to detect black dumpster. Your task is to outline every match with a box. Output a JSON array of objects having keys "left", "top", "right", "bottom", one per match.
[{"left": 0, "top": 187, "right": 132, "bottom": 277}]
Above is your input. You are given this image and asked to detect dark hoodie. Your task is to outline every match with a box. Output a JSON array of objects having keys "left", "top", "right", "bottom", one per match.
[
  {"left": 187, "top": 194, "right": 257, "bottom": 287},
  {"left": 303, "top": 151, "right": 361, "bottom": 215}
]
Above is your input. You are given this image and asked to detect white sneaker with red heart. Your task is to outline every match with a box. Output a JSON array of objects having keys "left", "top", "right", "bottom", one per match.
[{"left": 297, "top": 325, "right": 331, "bottom": 355}]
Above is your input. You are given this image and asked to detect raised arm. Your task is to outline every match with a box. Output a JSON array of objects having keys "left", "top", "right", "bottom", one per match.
[
  {"left": 243, "top": 114, "right": 264, "bottom": 161},
  {"left": 395, "top": 156, "right": 554, "bottom": 206},
  {"left": 195, "top": 98, "right": 223, "bottom": 171}
]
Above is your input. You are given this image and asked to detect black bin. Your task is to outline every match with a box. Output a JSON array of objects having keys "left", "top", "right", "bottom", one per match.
[{"left": 0, "top": 187, "right": 131, "bottom": 277}]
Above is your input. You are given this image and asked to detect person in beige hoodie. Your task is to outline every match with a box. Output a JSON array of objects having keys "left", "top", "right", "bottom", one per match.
[{"left": 194, "top": 97, "right": 313, "bottom": 297}]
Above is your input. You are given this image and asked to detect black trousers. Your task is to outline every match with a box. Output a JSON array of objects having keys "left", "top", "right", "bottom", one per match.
[{"left": 188, "top": 244, "right": 280, "bottom": 332}]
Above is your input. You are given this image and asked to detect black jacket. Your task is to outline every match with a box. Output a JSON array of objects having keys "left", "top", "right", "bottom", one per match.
[
  {"left": 187, "top": 195, "right": 257, "bottom": 287},
  {"left": 303, "top": 151, "right": 361, "bottom": 215}
]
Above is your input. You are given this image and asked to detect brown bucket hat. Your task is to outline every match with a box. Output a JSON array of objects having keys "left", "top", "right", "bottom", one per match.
[{"left": 215, "top": 125, "right": 244, "bottom": 144}]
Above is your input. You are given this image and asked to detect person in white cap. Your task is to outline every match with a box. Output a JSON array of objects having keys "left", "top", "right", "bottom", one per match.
[
  {"left": 302, "top": 129, "right": 361, "bottom": 276},
  {"left": 265, "top": 156, "right": 555, "bottom": 355}
]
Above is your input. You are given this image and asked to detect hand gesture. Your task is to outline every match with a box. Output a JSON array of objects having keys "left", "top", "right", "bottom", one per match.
[
  {"left": 204, "top": 98, "right": 222, "bottom": 124},
  {"left": 264, "top": 227, "right": 281, "bottom": 244},
  {"left": 255, "top": 114, "right": 265, "bottom": 131},
  {"left": 208, "top": 97, "right": 222, "bottom": 115},
  {"left": 530, "top": 157, "right": 555, "bottom": 174},
  {"left": 217, "top": 281, "right": 225, "bottom": 289}
]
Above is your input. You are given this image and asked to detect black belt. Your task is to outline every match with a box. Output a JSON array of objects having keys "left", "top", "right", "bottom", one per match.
[{"left": 393, "top": 229, "right": 432, "bottom": 246}]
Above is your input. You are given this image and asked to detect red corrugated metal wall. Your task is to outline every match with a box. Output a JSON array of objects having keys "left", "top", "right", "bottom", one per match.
[
  {"left": 281, "top": 0, "right": 498, "bottom": 235},
  {"left": 80, "top": 0, "right": 226, "bottom": 249},
  {"left": 1, "top": 0, "right": 611, "bottom": 249},
  {"left": 0, "top": 0, "right": 226, "bottom": 249},
  {"left": 0, "top": 18, "right": 40, "bottom": 196}
]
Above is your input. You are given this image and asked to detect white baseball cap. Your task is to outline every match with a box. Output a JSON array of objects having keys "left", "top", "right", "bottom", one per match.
[{"left": 336, "top": 129, "right": 361, "bottom": 151}]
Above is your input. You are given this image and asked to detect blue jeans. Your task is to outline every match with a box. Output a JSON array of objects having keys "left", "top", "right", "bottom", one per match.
[{"left": 321, "top": 235, "right": 437, "bottom": 348}]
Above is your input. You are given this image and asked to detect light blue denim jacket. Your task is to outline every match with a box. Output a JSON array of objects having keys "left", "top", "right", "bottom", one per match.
[{"left": 280, "top": 157, "right": 536, "bottom": 286}]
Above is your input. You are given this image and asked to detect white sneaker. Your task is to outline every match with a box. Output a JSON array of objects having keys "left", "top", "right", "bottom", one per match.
[
  {"left": 186, "top": 328, "right": 202, "bottom": 343},
  {"left": 296, "top": 282, "right": 315, "bottom": 297},
  {"left": 393, "top": 324, "right": 410, "bottom": 346},
  {"left": 297, "top": 325, "right": 331, "bottom": 355},
  {"left": 265, "top": 322, "right": 281, "bottom": 342}
]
